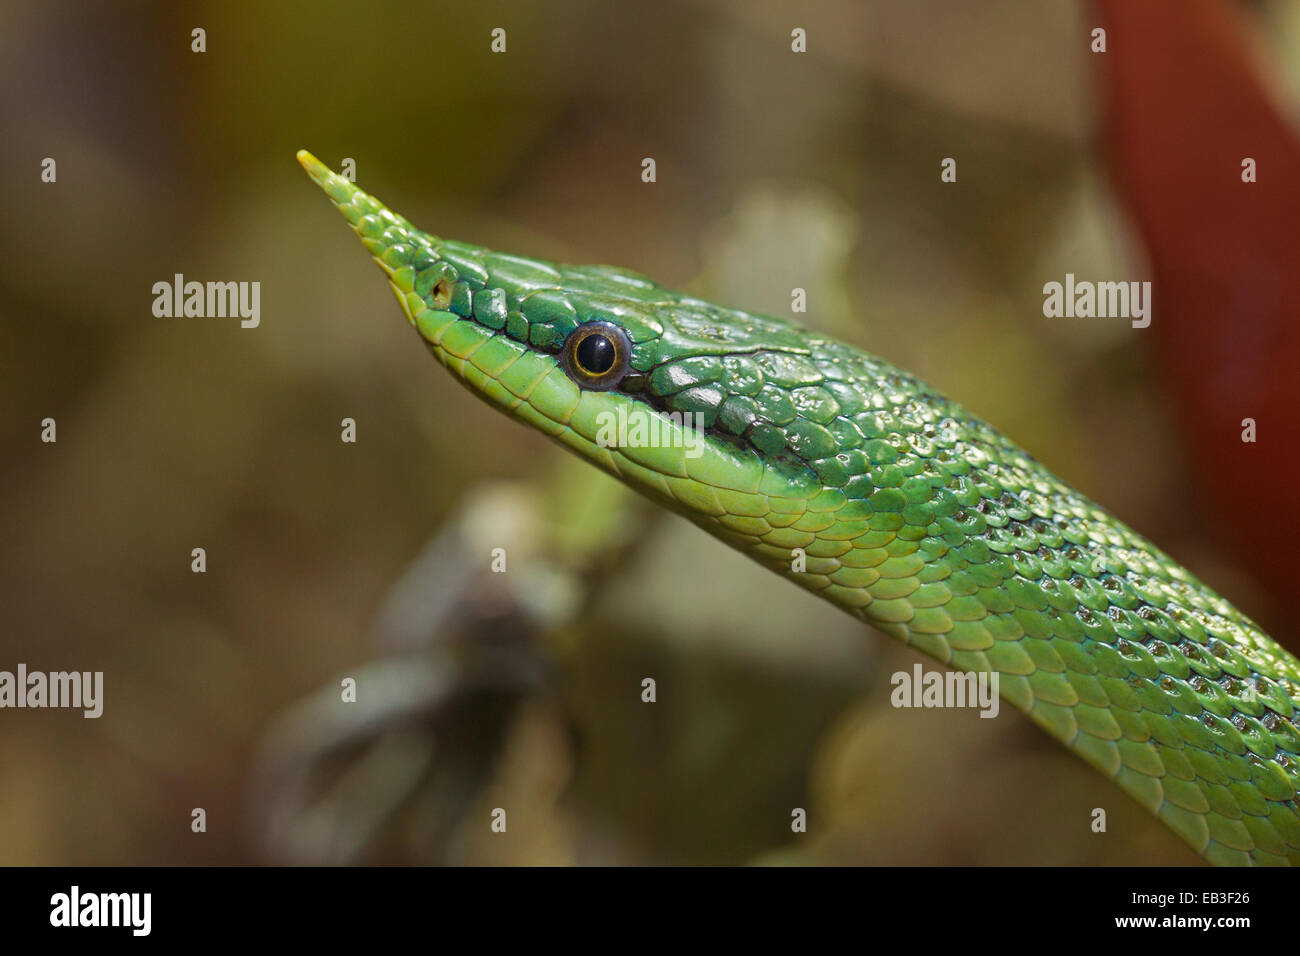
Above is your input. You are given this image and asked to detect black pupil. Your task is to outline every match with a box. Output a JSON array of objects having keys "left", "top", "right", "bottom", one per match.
[{"left": 576, "top": 333, "right": 616, "bottom": 375}]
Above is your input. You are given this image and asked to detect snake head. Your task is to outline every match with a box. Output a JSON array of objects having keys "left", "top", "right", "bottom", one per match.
[{"left": 298, "top": 150, "right": 837, "bottom": 524}]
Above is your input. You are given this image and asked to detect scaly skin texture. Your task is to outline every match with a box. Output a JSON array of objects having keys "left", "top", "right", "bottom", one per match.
[{"left": 298, "top": 151, "right": 1300, "bottom": 865}]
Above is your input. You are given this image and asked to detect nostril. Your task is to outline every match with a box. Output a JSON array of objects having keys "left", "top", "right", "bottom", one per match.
[
  {"left": 431, "top": 278, "right": 452, "bottom": 308},
  {"left": 432, "top": 279, "right": 453, "bottom": 310}
]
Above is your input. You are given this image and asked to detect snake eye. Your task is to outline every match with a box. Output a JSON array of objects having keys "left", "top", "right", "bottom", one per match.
[{"left": 561, "top": 321, "right": 631, "bottom": 390}]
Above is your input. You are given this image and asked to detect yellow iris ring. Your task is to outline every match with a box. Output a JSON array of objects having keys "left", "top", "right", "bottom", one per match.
[{"left": 561, "top": 321, "right": 631, "bottom": 390}]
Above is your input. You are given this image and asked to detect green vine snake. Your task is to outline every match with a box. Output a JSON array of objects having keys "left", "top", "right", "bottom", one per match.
[{"left": 298, "top": 150, "right": 1300, "bottom": 866}]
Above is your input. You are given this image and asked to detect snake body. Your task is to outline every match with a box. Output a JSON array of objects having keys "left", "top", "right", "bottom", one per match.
[{"left": 299, "top": 151, "right": 1300, "bottom": 865}]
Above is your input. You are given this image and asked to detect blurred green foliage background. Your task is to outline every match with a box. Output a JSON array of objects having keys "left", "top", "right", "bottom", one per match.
[{"left": 2, "top": 0, "right": 1298, "bottom": 865}]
